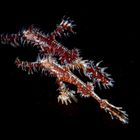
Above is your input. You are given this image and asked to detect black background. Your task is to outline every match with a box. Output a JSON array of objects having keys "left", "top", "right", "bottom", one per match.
[{"left": 0, "top": 1, "right": 139, "bottom": 138}]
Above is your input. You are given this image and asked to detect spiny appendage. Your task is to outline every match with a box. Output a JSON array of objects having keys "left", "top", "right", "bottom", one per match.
[
  {"left": 15, "top": 57, "right": 42, "bottom": 74},
  {"left": 85, "top": 60, "right": 114, "bottom": 89},
  {"left": 0, "top": 33, "right": 22, "bottom": 47},
  {"left": 26, "top": 24, "right": 47, "bottom": 37},
  {"left": 58, "top": 48, "right": 80, "bottom": 64},
  {"left": 78, "top": 82, "right": 94, "bottom": 98},
  {"left": 22, "top": 25, "right": 47, "bottom": 46},
  {"left": 65, "top": 57, "right": 114, "bottom": 89},
  {"left": 100, "top": 99, "right": 128, "bottom": 124},
  {"left": 57, "top": 81, "right": 77, "bottom": 105},
  {"left": 22, "top": 16, "right": 75, "bottom": 46},
  {"left": 22, "top": 25, "right": 78, "bottom": 64},
  {"left": 39, "top": 44, "right": 80, "bottom": 65},
  {"left": 52, "top": 16, "right": 76, "bottom": 37},
  {"left": 66, "top": 57, "right": 88, "bottom": 71}
]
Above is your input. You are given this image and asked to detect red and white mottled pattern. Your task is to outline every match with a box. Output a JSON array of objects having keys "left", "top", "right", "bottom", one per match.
[{"left": 0, "top": 16, "right": 128, "bottom": 124}]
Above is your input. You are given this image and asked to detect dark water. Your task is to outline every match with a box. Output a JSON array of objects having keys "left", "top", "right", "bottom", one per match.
[{"left": 0, "top": 1, "right": 138, "bottom": 138}]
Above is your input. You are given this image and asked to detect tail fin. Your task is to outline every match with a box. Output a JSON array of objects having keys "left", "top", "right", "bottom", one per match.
[{"left": 100, "top": 99, "right": 128, "bottom": 124}]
